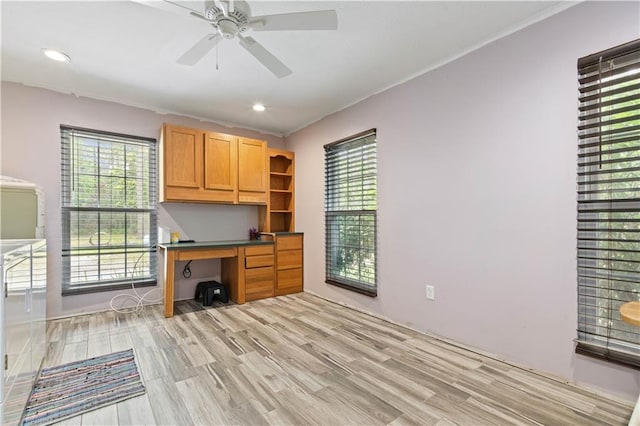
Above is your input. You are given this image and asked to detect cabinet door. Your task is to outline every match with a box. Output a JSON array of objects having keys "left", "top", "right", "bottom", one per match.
[
  {"left": 164, "top": 125, "right": 203, "bottom": 189},
  {"left": 276, "top": 268, "right": 303, "bottom": 294},
  {"left": 245, "top": 267, "right": 275, "bottom": 301},
  {"left": 204, "top": 132, "right": 237, "bottom": 193},
  {"left": 237, "top": 138, "right": 267, "bottom": 194}
]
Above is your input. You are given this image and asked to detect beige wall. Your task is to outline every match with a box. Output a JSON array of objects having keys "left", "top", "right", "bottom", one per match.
[{"left": 285, "top": 1, "right": 640, "bottom": 402}]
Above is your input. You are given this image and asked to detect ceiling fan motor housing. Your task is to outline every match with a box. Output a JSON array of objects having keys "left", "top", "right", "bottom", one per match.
[{"left": 204, "top": 1, "right": 250, "bottom": 38}]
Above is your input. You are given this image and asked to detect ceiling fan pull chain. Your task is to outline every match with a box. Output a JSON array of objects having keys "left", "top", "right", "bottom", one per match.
[{"left": 216, "top": 41, "right": 219, "bottom": 71}]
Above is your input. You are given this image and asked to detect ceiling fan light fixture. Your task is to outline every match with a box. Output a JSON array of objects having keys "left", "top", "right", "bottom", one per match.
[
  {"left": 218, "top": 18, "right": 239, "bottom": 38},
  {"left": 252, "top": 103, "right": 266, "bottom": 112},
  {"left": 42, "top": 49, "right": 70, "bottom": 63}
]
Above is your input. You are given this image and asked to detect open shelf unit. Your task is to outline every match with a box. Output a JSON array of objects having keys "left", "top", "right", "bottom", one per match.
[{"left": 259, "top": 149, "right": 295, "bottom": 232}]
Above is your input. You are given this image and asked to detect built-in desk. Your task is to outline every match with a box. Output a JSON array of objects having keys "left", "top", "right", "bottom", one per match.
[{"left": 158, "top": 240, "right": 274, "bottom": 318}]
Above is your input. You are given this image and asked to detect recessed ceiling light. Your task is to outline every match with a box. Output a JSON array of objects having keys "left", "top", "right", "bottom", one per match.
[
  {"left": 252, "top": 103, "right": 266, "bottom": 112},
  {"left": 43, "top": 49, "right": 70, "bottom": 63}
]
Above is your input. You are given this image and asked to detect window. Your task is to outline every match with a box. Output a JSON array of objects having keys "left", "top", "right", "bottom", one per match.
[
  {"left": 324, "top": 130, "right": 377, "bottom": 296},
  {"left": 576, "top": 39, "right": 640, "bottom": 367},
  {"left": 61, "top": 126, "right": 157, "bottom": 294}
]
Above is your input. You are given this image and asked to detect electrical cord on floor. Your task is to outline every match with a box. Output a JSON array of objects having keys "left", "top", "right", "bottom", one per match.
[{"left": 110, "top": 250, "right": 163, "bottom": 314}]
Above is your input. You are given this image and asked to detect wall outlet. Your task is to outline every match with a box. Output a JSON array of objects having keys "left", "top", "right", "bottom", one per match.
[{"left": 426, "top": 285, "right": 435, "bottom": 300}]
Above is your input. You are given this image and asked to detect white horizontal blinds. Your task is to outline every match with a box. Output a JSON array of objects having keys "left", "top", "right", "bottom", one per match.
[
  {"left": 576, "top": 39, "right": 640, "bottom": 367},
  {"left": 61, "top": 126, "right": 157, "bottom": 293},
  {"left": 324, "top": 130, "right": 377, "bottom": 296}
]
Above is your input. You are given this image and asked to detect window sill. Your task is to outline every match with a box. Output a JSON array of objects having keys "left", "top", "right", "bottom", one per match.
[
  {"left": 326, "top": 279, "right": 377, "bottom": 297},
  {"left": 62, "top": 279, "right": 157, "bottom": 296},
  {"left": 575, "top": 341, "right": 640, "bottom": 370}
]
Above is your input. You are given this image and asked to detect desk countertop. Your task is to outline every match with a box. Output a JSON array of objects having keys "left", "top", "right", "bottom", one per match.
[
  {"left": 260, "top": 232, "right": 304, "bottom": 236},
  {"left": 158, "top": 239, "right": 273, "bottom": 250}
]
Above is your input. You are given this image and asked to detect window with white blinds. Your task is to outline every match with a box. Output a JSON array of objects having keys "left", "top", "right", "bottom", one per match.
[
  {"left": 576, "top": 39, "right": 640, "bottom": 367},
  {"left": 324, "top": 130, "right": 377, "bottom": 296},
  {"left": 61, "top": 126, "right": 157, "bottom": 294}
]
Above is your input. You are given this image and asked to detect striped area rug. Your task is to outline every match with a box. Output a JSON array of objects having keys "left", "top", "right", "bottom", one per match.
[{"left": 22, "top": 349, "right": 146, "bottom": 426}]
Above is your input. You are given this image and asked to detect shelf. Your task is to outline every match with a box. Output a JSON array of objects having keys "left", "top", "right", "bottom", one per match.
[
  {"left": 270, "top": 154, "right": 293, "bottom": 175},
  {"left": 261, "top": 148, "right": 295, "bottom": 233},
  {"left": 270, "top": 211, "right": 293, "bottom": 232},
  {"left": 269, "top": 174, "right": 292, "bottom": 192},
  {"left": 270, "top": 191, "right": 292, "bottom": 211}
]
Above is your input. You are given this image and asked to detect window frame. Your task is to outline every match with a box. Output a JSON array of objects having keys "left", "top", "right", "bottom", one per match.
[
  {"left": 576, "top": 39, "right": 640, "bottom": 368},
  {"left": 60, "top": 125, "right": 158, "bottom": 295},
  {"left": 324, "top": 129, "right": 378, "bottom": 297}
]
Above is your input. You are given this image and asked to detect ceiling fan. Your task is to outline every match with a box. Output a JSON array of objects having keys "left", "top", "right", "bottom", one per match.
[{"left": 140, "top": 0, "right": 338, "bottom": 78}]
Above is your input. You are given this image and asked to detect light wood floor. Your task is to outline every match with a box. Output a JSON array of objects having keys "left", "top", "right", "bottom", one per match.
[{"left": 44, "top": 293, "right": 634, "bottom": 425}]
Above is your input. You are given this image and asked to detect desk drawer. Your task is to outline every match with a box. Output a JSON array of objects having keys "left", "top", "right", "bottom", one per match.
[
  {"left": 245, "top": 267, "right": 274, "bottom": 301},
  {"left": 277, "top": 235, "right": 302, "bottom": 251},
  {"left": 245, "top": 254, "right": 274, "bottom": 269},
  {"left": 277, "top": 268, "right": 303, "bottom": 291},
  {"left": 176, "top": 247, "right": 237, "bottom": 261},
  {"left": 277, "top": 249, "right": 302, "bottom": 270},
  {"left": 245, "top": 245, "right": 273, "bottom": 256}
]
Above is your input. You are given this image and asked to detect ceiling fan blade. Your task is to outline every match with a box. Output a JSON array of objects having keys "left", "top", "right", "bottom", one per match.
[
  {"left": 214, "top": 0, "right": 228, "bottom": 17},
  {"left": 189, "top": 11, "right": 210, "bottom": 22},
  {"left": 238, "top": 36, "right": 292, "bottom": 78},
  {"left": 249, "top": 10, "right": 337, "bottom": 31},
  {"left": 130, "top": 0, "right": 200, "bottom": 18},
  {"left": 177, "top": 33, "right": 221, "bottom": 65}
]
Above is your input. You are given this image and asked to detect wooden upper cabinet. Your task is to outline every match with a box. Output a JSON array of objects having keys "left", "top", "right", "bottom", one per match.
[
  {"left": 164, "top": 125, "right": 203, "bottom": 189},
  {"left": 204, "top": 132, "right": 237, "bottom": 203},
  {"left": 237, "top": 138, "right": 268, "bottom": 204},
  {"left": 160, "top": 124, "right": 267, "bottom": 205}
]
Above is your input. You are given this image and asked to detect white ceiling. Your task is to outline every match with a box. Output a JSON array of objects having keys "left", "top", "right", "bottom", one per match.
[{"left": 1, "top": 1, "right": 572, "bottom": 136}]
